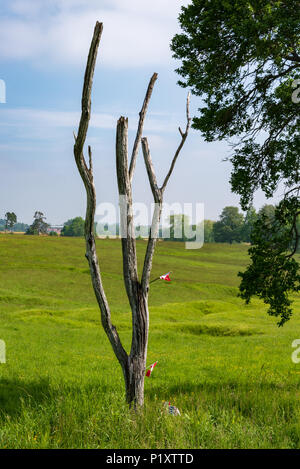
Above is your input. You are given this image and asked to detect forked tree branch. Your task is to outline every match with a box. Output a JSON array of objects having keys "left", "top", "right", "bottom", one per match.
[
  {"left": 116, "top": 117, "right": 150, "bottom": 396},
  {"left": 116, "top": 74, "right": 158, "bottom": 305},
  {"left": 129, "top": 73, "right": 158, "bottom": 182},
  {"left": 161, "top": 92, "right": 191, "bottom": 193},
  {"left": 141, "top": 138, "right": 162, "bottom": 292},
  {"left": 74, "top": 22, "right": 128, "bottom": 368},
  {"left": 141, "top": 92, "right": 191, "bottom": 293}
]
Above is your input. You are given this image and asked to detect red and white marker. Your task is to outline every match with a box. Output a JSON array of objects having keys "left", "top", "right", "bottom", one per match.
[
  {"left": 146, "top": 361, "right": 158, "bottom": 377},
  {"left": 159, "top": 272, "right": 171, "bottom": 282}
]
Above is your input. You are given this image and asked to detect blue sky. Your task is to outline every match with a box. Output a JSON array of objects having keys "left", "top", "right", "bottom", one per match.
[{"left": 0, "top": 0, "right": 279, "bottom": 225}]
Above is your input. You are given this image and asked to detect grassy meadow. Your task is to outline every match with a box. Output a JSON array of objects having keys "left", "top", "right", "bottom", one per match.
[{"left": 0, "top": 234, "right": 300, "bottom": 449}]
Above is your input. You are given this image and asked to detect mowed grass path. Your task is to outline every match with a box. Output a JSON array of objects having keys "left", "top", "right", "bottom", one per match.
[{"left": 0, "top": 234, "right": 300, "bottom": 448}]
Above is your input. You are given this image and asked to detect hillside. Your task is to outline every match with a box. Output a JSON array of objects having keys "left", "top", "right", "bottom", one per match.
[{"left": 0, "top": 235, "right": 299, "bottom": 448}]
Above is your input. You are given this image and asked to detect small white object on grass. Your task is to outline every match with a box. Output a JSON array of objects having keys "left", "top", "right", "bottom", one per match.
[{"left": 163, "top": 401, "right": 181, "bottom": 416}]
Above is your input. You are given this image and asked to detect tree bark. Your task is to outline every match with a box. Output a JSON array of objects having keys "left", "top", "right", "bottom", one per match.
[
  {"left": 124, "top": 286, "right": 149, "bottom": 406},
  {"left": 116, "top": 117, "right": 149, "bottom": 407}
]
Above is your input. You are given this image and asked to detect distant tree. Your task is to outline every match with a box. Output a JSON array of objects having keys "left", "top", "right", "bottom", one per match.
[
  {"left": 241, "top": 207, "right": 257, "bottom": 243},
  {"left": 213, "top": 206, "right": 244, "bottom": 244},
  {"left": 203, "top": 220, "right": 215, "bottom": 243},
  {"left": 257, "top": 204, "right": 275, "bottom": 224},
  {"left": 26, "top": 211, "right": 49, "bottom": 235},
  {"left": 5, "top": 212, "right": 17, "bottom": 232},
  {"left": 197, "top": 219, "right": 215, "bottom": 243},
  {"left": 61, "top": 217, "right": 85, "bottom": 237},
  {"left": 239, "top": 201, "right": 300, "bottom": 326},
  {"left": 49, "top": 231, "right": 58, "bottom": 237}
]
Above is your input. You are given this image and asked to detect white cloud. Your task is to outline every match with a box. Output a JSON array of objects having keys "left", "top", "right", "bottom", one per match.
[
  {"left": 0, "top": 107, "right": 184, "bottom": 138},
  {"left": 0, "top": 108, "right": 112, "bottom": 129},
  {"left": 0, "top": 0, "right": 189, "bottom": 68}
]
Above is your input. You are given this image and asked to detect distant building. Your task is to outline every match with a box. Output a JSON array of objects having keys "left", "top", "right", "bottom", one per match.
[{"left": 48, "top": 225, "right": 63, "bottom": 235}]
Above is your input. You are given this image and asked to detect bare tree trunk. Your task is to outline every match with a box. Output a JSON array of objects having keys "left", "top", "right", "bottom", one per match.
[
  {"left": 74, "top": 22, "right": 190, "bottom": 409},
  {"left": 116, "top": 117, "right": 150, "bottom": 407},
  {"left": 124, "top": 286, "right": 149, "bottom": 406}
]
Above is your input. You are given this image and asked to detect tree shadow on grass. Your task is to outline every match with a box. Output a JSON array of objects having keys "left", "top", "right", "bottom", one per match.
[
  {"left": 146, "top": 378, "right": 300, "bottom": 405},
  {"left": 0, "top": 377, "right": 114, "bottom": 419}
]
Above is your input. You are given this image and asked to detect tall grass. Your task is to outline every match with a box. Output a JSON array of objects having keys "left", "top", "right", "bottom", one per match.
[{"left": 0, "top": 235, "right": 299, "bottom": 448}]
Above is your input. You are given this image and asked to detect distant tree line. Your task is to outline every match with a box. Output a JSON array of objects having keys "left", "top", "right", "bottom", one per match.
[
  {"left": 166, "top": 205, "right": 299, "bottom": 250},
  {"left": 204, "top": 205, "right": 277, "bottom": 244},
  {"left": 3, "top": 206, "right": 299, "bottom": 250},
  {"left": 0, "top": 212, "right": 28, "bottom": 232}
]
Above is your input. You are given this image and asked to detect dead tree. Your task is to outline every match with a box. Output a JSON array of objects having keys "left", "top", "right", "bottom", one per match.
[{"left": 74, "top": 22, "right": 190, "bottom": 408}]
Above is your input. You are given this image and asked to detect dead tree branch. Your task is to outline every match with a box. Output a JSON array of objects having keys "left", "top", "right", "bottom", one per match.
[
  {"left": 129, "top": 73, "right": 158, "bottom": 182},
  {"left": 141, "top": 93, "right": 191, "bottom": 294},
  {"left": 161, "top": 92, "right": 191, "bottom": 193}
]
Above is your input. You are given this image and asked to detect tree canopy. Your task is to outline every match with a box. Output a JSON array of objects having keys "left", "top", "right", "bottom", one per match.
[
  {"left": 5, "top": 212, "right": 17, "bottom": 231},
  {"left": 213, "top": 206, "right": 244, "bottom": 244},
  {"left": 171, "top": 0, "right": 300, "bottom": 324},
  {"left": 203, "top": 219, "right": 215, "bottom": 243},
  {"left": 241, "top": 207, "right": 258, "bottom": 243}
]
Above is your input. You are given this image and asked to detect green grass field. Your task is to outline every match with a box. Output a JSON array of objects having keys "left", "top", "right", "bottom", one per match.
[{"left": 0, "top": 234, "right": 300, "bottom": 448}]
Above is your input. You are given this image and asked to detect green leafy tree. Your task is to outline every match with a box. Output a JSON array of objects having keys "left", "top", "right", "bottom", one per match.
[
  {"left": 0, "top": 219, "right": 28, "bottom": 232},
  {"left": 26, "top": 211, "right": 49, "bottom": 235},
  {"left": 172, "top": 0, "right": 300, "bottom": 324},
  {"left": 297, "top": 217, "right": 300, "bottom": 252},
  {"left": 61, "top": 217, "right": 85, "bottom": 237},
  {"left": 4, "top": 212, "right": 17, "bottom": 232},
  {"left": 239, "top": 200, "right": 300, "bottom": 325},
  {"left": 258, "top": 204, "right": 275, "bottom": 223},
  {"left": 213, "top": 206, "right": 244, "bottom": 244}
]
